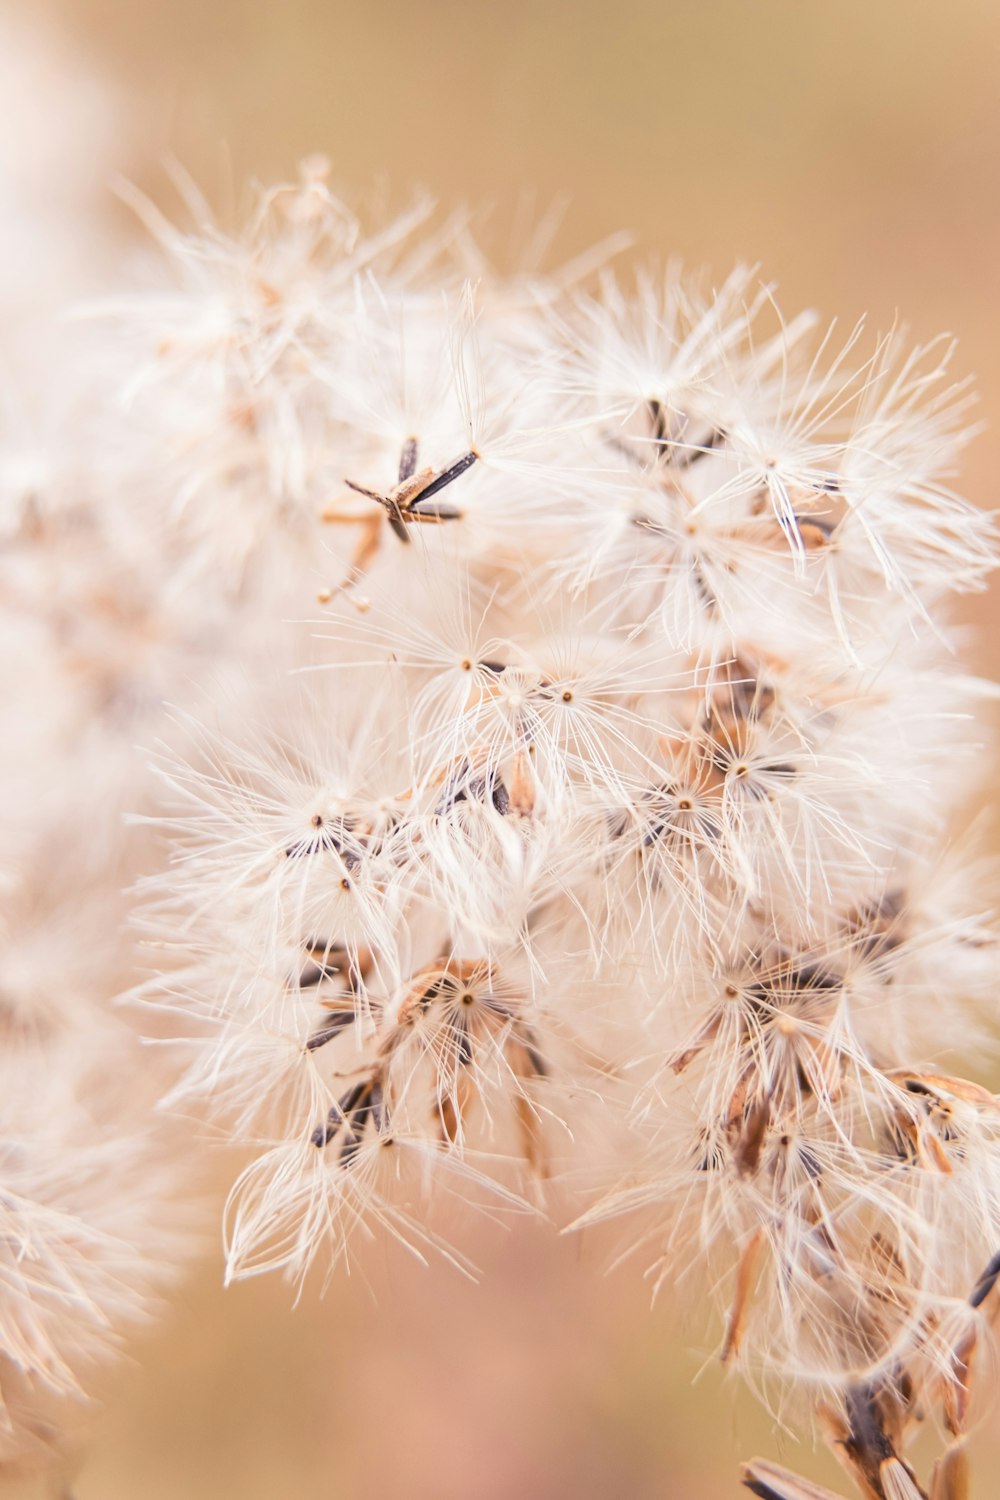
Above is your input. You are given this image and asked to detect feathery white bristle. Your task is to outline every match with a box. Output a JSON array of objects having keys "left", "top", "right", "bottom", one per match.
[{"left": 3, "top": 150, "right": 998, "bottom": 1492}]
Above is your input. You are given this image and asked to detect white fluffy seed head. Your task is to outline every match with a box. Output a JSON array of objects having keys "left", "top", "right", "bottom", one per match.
[{"left": 8, "top": 154, "right": 996, "bottom": 1482}]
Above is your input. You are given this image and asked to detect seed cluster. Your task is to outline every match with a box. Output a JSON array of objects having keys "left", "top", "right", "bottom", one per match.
[{"left": 3, "top": 160, "right": 998, "bottom": 1496}]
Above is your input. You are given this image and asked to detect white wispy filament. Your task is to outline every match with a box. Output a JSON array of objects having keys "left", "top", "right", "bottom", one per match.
[{"left": 5, "top": 156, "right": 999, "bottom": 1500}]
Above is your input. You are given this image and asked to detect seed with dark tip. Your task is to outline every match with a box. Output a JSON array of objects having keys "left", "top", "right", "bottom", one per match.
[{"left": 970, "top": 1248, "right": 1000, "bottom": 1308}]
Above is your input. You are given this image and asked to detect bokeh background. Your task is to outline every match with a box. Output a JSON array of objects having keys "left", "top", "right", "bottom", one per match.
[{"left": 5, "top": 1, "right": 1000, "bottom": 1496}]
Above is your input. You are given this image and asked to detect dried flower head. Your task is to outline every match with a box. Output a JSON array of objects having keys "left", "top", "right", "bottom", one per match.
[{"left": 4, "top": 151, "right": 997, "bottom": 1498}]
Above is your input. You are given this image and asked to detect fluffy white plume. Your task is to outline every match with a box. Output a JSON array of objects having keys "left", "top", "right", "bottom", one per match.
[{"left": 4, "top": 151, "right": 998, "bottom": 1500}]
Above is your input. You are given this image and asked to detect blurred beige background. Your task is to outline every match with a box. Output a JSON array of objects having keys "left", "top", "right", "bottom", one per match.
[{"left": 7, "top": 1, "right": 1000, "bottom": 1496}]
